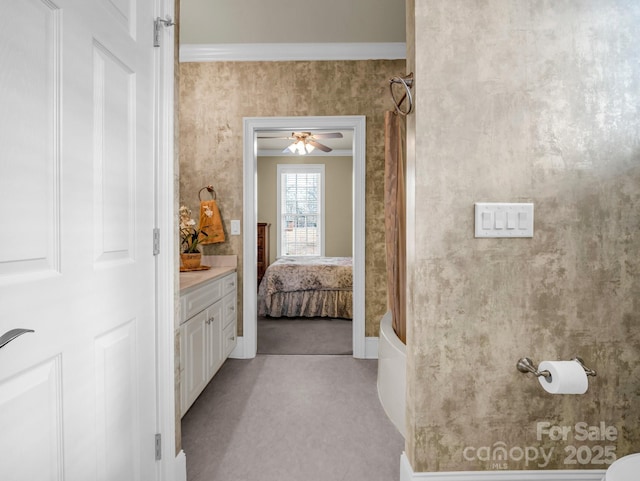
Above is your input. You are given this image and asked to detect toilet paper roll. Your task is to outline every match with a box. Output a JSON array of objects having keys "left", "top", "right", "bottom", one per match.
[{"left": 538, "top": 361, "right": 589, "bottom": 394}]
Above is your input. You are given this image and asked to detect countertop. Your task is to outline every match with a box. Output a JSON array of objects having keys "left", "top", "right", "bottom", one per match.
[
  {"left": 179, "top": 266, "right": 236, "bottom": 294},
  {"left": 179, "top": 255, "right": 238, "bottom": 294}
]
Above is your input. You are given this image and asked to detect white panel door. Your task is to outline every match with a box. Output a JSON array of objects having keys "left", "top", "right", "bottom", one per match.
[{"left": 0, "top": 1, "right": 158, "bottom": 480}]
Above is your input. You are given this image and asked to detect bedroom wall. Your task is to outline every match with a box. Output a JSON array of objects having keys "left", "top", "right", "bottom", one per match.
[
  {"left": 179, "top": 59, "right": 406, "bottom": 336},
  {"left": 257, "top": 156, "right": 353, "bottom": 260},
  {"left": 405, "top": 0, "right": 640, "bottom": 473}
]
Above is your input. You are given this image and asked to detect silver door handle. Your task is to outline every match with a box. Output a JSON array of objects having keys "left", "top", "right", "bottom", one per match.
[{"left": 0, "top": 329, "right": 35, "bottom": 349}]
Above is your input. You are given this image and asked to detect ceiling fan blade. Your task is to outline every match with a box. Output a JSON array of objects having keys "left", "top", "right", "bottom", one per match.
[
  {"left": 257, "top": 135, "right": 292, "bottom": 139},
  {"left": 311, "top": 132, "right": 343, "bottom": 139},
  {"left": 308, "top": 140, "right": 332, "bottom": 152}
]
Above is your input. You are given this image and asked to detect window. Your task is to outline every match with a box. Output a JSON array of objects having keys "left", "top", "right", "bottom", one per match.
[{"left": 277, "top": 164, "right": 325, "bottom": 257}]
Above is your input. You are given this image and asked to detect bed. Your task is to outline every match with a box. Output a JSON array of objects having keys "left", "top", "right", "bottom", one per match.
[{"left": 258, "top": 256, "right": 353, "bottom": 319}]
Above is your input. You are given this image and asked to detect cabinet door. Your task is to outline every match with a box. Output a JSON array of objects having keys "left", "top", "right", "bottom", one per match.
[
  {"left": 181, "top": 310, "right": 208, "bottom": 415},
  {"left": 205, "top": 300, "right": 224, "bottom": 379}
]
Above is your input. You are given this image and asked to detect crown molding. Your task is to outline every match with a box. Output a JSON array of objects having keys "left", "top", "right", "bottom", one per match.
[{"left": 179, "top": 42, "right": 406, "bottom": 62}]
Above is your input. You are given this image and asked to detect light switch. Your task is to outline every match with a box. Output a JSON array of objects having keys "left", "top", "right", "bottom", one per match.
[
  {"left": 231, "top": 220, "right": 241, "bottom": 235},
  {"left": 482, "top": 211, "right": 492, "bottom": 229},
  {"left": 475, "top": 203, "right": 534, "bottom": 238},
  {"left": 518, "top": 211, "right": 528, "bottom": 229}
]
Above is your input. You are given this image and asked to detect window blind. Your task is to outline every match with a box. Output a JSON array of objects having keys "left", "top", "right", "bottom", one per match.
[{"left": 280, "top": 170, "right": 322, "bottom": 256}]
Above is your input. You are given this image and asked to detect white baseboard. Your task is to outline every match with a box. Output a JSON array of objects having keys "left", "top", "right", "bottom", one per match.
[
  {"left": 180, "top": 42, "right": 406, "bottom": 62},
  {"left": 229, "top": 336, "right": 246, "bottom": 359},
  {"left": 365, "top": 336, "right": 379, "bottom": 359},
  {"left": 175, "top": 450, "right": 187, "bottom": 481},
  {"left": 400, "top": 453, "right": 606, "bottom": 481}
]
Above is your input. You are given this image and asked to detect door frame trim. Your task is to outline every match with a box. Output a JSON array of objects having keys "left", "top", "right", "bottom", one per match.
[
  {"left": 237, "top": 115, "right": 367, "bottom": 359},
  {"left": 154, "top": 0, "right": 177, "bottom": 478}
]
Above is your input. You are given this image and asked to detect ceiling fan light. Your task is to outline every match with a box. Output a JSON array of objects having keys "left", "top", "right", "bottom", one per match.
[
  {"left": 287, "top": 143, "right": 297, "bottom": 153},
  {"left": 296, "top": 140, "right": 306, "bottom": 155},
  {"left": 305, "top": 143, "right": 315, "bottom": 153}
]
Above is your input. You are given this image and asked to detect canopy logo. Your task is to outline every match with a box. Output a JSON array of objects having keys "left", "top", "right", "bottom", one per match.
[
  {"left": 462, "top": 421, "right": 618, "bottom": 469},
  {"left": 462, "top": 442, "right": 553, "bottom": 468}
]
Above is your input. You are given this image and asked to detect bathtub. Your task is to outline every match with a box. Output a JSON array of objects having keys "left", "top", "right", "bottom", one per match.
[{"left": 377, "top": 310, "right": 406, "bottom": 438}]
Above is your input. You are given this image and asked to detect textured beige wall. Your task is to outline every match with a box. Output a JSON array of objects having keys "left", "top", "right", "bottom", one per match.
[
  {"left": 406, "top": 0, "right": 640, "bottom": 472},
  {"left": 257, "top": 156, "right": 353, "bottom": 260},
  {"left": 179, "top": 59, "right": 406, "bottom": 336},
  {"left": 180, "top": 0, "right": 405, "bottom": 44}
]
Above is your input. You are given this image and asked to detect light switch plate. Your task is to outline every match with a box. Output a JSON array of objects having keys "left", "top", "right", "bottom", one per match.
[
  {"left": 474, "top": 203, "right": 534, "bottom": 238},
  {"left": 230, "top": 219, "right": 241, "bottom": 235}
]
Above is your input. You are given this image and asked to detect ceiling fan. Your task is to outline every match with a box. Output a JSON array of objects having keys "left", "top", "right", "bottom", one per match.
[{"left": 258, "top": 131, "right": 343, "bottom": 155}]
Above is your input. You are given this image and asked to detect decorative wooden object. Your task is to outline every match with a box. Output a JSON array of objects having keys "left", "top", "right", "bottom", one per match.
[{"left": 257, "top": 223, "right": 270, "bottom": 289}]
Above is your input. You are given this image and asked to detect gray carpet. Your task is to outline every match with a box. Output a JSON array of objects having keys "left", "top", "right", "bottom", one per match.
[
  {"left": 181, "top": 355, "right": 404, "bottom": 481},
  {"left": 257, "top": 317, "right": 353, "bottom": 355}
]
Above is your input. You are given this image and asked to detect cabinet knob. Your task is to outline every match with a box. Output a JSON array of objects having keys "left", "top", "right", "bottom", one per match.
[{"left": 208, "top": 316, "right": 215, "bottom": 324}]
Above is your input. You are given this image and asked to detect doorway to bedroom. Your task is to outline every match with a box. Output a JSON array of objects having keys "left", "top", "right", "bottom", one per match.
[
  {"left": 240, "top": 116, "right": 367, "bottom": 359},
  {"left": 256, "top": 139, "right": 354, "bottom": 355}
]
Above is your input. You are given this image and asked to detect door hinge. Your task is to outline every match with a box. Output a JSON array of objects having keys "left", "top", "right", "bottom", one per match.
[
  {"left": 154, "top": 16, "right": 175, "bottom": 48},
  {"left": 155, "top": 433, "right": 162, "bottom": 461},
  {"left": 153, "top": 228, "right": 160, "bottom": 256}
]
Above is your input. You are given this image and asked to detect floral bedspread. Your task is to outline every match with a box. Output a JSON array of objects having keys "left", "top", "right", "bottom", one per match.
[
  {"left": 258, "top": 256, "right": 353, "bottom": 318},
  {"left": 258, "top": 256, "right": 353, "bottom": 297}
]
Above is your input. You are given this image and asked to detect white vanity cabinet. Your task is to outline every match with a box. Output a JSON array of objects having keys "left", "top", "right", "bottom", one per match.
[{"left": 180, "top": 271, "right": 236, "bottom": 417}]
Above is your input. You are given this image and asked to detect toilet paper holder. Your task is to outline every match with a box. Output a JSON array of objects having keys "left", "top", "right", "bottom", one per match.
[{"left": 517, "top": 357, "right": 596, "bottom": 378}]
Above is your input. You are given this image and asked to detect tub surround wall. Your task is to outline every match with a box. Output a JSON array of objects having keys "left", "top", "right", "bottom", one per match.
[
  {"left": 405, "top": 0, "right": 640, "bottom": 473},
  {"left": 377, "top": 311, "right": 407, "bottom": 438},
  {"left": 179, "top": 59, "right": 405, "bottom": 337}
]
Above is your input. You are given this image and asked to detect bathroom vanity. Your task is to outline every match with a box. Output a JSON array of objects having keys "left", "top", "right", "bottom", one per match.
[{"left": 179, "top": 262, "right": 237, "bottom": 417}]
